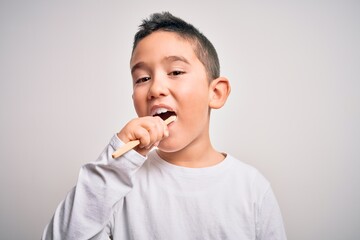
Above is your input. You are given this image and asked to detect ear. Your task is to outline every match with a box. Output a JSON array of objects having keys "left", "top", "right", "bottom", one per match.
[{"left": 208, "top": 77, "right": 231, "bottom": 109}]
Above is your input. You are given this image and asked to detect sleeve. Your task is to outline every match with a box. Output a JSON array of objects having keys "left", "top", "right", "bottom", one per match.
[
  {"left": 42, "top": 134, "right": 146, "bottom": 240},
  {"left": 255, "top": 184, "right": 287, "bottom": 240}
]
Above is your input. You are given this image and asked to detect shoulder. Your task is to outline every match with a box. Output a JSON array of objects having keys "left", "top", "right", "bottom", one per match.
[
  {"left": 225, "top": 154, "right": 267, "bottom": 181},
  {"left": 225, "top": 154, "right": 271, "bottom": 199}
]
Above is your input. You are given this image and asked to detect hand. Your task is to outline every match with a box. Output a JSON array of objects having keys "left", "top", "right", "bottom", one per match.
[{"left": 117, "top": 116, "right": 169, "bottom": 156}]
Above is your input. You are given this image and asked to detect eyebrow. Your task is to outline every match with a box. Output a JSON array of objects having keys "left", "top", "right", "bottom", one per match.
[
  {"left": 131, "top": 55, "right": 190, "bottom": 75},
  {"left": 163, "top": 55, "right": 190, "bottom": 65},
  {"left": 131, "top": 61, "right": 147, "bottom": 75}
]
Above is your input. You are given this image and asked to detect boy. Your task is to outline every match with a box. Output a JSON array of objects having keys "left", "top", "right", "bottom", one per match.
[{"left": 42, "top": 12, "right": 287, "bottom": 239}]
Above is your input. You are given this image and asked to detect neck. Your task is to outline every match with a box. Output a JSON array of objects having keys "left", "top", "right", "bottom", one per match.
[{"left": 157, "top": 132, "right": 225, "bottom": 168}]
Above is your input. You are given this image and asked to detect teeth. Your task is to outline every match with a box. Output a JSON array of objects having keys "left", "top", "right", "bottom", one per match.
[{"left": 152, "top": 107, "right": 170, "bottom": 116}]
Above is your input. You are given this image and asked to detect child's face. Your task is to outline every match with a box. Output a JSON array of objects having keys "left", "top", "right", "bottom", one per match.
[{"left": 130, "top": 31, "right": 212, "bottom": 153}]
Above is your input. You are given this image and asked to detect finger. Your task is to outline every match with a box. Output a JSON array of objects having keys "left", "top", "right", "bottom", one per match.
[
  {"left": 139, "top": 119, "right": 165, "bottom": 148},
  {"left": 153, "top": 116, "right": 170, "bottom": 139},
  {"left": 133, "top": 127, "right": 151, "bottom": 148},
  {"left": 153, "top": 116, "right": 168, "bottom": 139},
  {"left": 138, "top": 122, "right": 160, "bottom": 148},
  {"left": 144, "top": 117, "right": 167, "bottom": 144},
  {"left": 163, "top": 125, "right": 169, "bottom": 138}
]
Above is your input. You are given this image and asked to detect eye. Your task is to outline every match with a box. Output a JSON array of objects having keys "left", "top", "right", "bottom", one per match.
[
  {"left": 169, "top": 70, "right": 185, "bottom": 76},
  {"left": 135, "top": 76, "right": 151, "bottom": 84}
]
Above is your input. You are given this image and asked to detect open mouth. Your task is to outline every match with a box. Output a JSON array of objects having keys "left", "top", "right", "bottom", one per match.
[{"left": 152, "top": 108, "right": 177, "bottom": 121}]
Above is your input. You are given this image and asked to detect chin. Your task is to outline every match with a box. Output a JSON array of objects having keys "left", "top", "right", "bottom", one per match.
[
  {"left": 157, "top": 140, "right": 183, "bottom": 154},
  {"left": 156, "top": 145, "right": 178, "bottom": 154}
]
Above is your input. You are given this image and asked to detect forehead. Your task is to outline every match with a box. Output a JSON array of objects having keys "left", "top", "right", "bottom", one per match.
[{"left": 130, "top": 31, "right": 199, "bottom": 67}]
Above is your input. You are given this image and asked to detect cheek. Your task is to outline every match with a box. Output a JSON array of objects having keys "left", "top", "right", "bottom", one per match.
[
  {"left": 132, "top": 92, "right": 147, "bottom": 116},
  {"left": 179, "top": 86, "right": 209, "bottom": 118}
]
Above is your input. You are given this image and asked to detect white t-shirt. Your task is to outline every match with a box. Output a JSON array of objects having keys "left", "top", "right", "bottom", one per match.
[{"left": 42, "top": 135, "right": 287, "bottom": 240}]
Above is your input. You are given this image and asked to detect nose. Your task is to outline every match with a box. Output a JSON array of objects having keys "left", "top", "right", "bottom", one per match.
[{"left": 147, "top": 75, "right": 169, "bottom": 100}]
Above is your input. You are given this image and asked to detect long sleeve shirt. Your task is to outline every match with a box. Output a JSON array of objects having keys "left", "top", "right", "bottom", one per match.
[{"left": 42, "top": 134, "right": 287, "bottom": 240}]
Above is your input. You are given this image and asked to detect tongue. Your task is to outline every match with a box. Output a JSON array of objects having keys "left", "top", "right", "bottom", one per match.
[{"left": 154, "top": 111, "right": 176, "bottom": 121}]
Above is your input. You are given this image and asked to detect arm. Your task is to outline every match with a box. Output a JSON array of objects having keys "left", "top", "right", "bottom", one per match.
[
  {"left": 42, "top": 135, "right": 146, "bottom": 240},
  {"left": 256, "top": 187, "right": 287, "bottom": 240},
  {"left": 42, "top": 116, "right": 170, "bottom": 240}
]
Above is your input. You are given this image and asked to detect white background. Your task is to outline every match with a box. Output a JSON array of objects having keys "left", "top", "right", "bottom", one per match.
[{"left": 1, "top": 1, "right": 359, "bottom": 239}]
